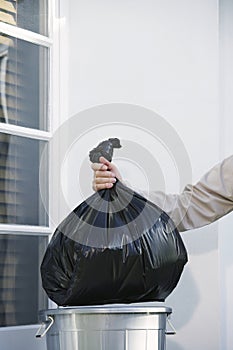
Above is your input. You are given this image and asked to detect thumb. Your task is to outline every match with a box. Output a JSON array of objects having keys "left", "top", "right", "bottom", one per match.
[
  {"left": 99, "top": 156, "right": 122, "bottom": 181},
  {"left": 99, "top": 156, "right": 112, "bottom": 168}
]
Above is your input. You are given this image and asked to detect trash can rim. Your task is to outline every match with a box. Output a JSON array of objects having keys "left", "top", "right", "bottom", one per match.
[{"left": 39, "top": 305, "right": 172, "bottom": 316}]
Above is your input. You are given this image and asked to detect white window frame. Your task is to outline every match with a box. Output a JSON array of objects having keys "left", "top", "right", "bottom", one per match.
[
  {"left": 0, "top": 1, "right": 55, "bottom": 236},
  {"left": 0, "top": 0, "right": 59, "bottom": 332}
]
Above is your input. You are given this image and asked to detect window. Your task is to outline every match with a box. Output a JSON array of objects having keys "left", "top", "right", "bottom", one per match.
[
  {"left": 0, "top": 34, "right": 49, "bottom": 130},
  {"left": 0, "top": 133, "right": 48, "bottom": 225},
  {"left": 0, "top": 0, "right": 48, "bottom": 35},
  {"left": 0, "top": 233, "right": 48, "bottom": 326},
  {"left": 0, "top": 0, "right": 51, "bottom": 327}
]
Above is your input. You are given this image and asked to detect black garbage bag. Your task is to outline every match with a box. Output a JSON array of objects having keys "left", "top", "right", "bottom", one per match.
[{"left": 41, "top": 139, "right": 188, "bottom": 306}]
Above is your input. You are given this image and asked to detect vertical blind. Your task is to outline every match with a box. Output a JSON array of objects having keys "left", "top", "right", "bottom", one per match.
[{"left": 0, "top": 0, "right": 49, "bottom": 327}]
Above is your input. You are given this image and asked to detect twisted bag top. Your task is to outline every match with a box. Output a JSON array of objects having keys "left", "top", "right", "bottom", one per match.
[{"left": 41, "top": 138, "right": 188, "bottom": 306}]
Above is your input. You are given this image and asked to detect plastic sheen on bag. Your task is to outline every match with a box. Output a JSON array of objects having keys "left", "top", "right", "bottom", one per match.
[{"left": 41, "top": 138, "right": 188, "bottom": 306}]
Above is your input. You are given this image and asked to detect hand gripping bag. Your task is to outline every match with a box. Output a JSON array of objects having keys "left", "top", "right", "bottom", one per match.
[{"left": 41, "top": 138, "right": 188, "bottom": 306}]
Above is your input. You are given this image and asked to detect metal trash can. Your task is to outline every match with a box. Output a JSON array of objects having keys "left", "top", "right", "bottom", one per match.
[{"left": 36, "top": 305, "right": 175, "bottom": 350}]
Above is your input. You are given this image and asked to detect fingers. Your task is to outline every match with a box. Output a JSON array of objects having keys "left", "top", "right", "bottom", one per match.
[
  {"left": 92, "top": 180, "right": 116, "bottom": 191},
  {"left": 92, "top": 173, "right": 116, "bottom": 191},
  {"left": 95, "top": 170, "right": 115, "bottom": 178},
  {"left": 94, "top": 175, "right": 116, "bottom": 184},
  {"left": 91, "top": 158, "right": 116, "bottom": 179},
  {"left": 91, "top": 162, "right": 116, "bottom": 179},
  {"left": 91, "top": 156, "right": 122, "bottom": 192},
  {"left": 93, "top": 168, "right": 116, "bottom": 191},
  {"left": 99, "top": 157, "right": 122, "bottom": 181}
]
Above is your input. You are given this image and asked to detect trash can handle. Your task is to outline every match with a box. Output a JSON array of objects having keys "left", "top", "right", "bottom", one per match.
[
  {"left": 35, "top": 316, "right": 54, "bottom": 338},
  {"left": 165, "top": 317, "right": 176, "bottom": 335}
]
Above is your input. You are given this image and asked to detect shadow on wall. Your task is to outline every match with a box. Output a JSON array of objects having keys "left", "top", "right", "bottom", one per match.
[
  {"left": 166, "top": 223, "right": 218, "bottom": 350},
  {"left": 218, "top": 213, "right": 233, "bottom": 349},
  {"left": 182, "top": 222, "right": 218, "bottom": 256},
  {"left": 159, "top": 227, "right": 216, "bottom": 350},
  {"left": 167, "top": 340, "right": 185, "bottom": 350},
  {"left": 165, "top": 222, "right": 218, "bottom": 328},
  {"left": 166, "top": 265, "right": 200, "bottom": 329}
]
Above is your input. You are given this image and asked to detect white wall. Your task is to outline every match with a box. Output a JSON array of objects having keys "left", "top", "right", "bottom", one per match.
[
  {"left": 54, "top": 0, "right": 233, "bottom": 349},
  {"left": 219, "top": 0, "right": 233, "bottom": 349},
  {"left": 0, "top": 326, "right": 46, "bottom": 350}
]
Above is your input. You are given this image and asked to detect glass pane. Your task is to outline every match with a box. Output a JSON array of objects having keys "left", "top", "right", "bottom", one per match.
[
  {"left": 0, "top": 234, "right": 48, "bottom": 327},
  {"left": 0, "top": 133, "right": 48, "bottom": 226},
  {"left": 0, "top": 0, "right": 48, "bottom": 36},
  {"left": 0, "top": 34, "right": 49, "bottom": 130}
]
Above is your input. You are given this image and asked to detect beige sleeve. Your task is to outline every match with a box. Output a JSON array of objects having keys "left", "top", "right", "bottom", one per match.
[{"left": 147, "top": 156, "right": 233, "bottom": 232}]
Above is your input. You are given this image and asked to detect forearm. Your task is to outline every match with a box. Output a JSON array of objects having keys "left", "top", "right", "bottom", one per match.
[{"left": 148, "top": 156, "right": 233, "bottom": 232}]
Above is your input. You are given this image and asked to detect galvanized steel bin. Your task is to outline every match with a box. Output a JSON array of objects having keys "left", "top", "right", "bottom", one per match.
[{"left": 36, "top": 305, "right": 174, "bottom": 350}]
